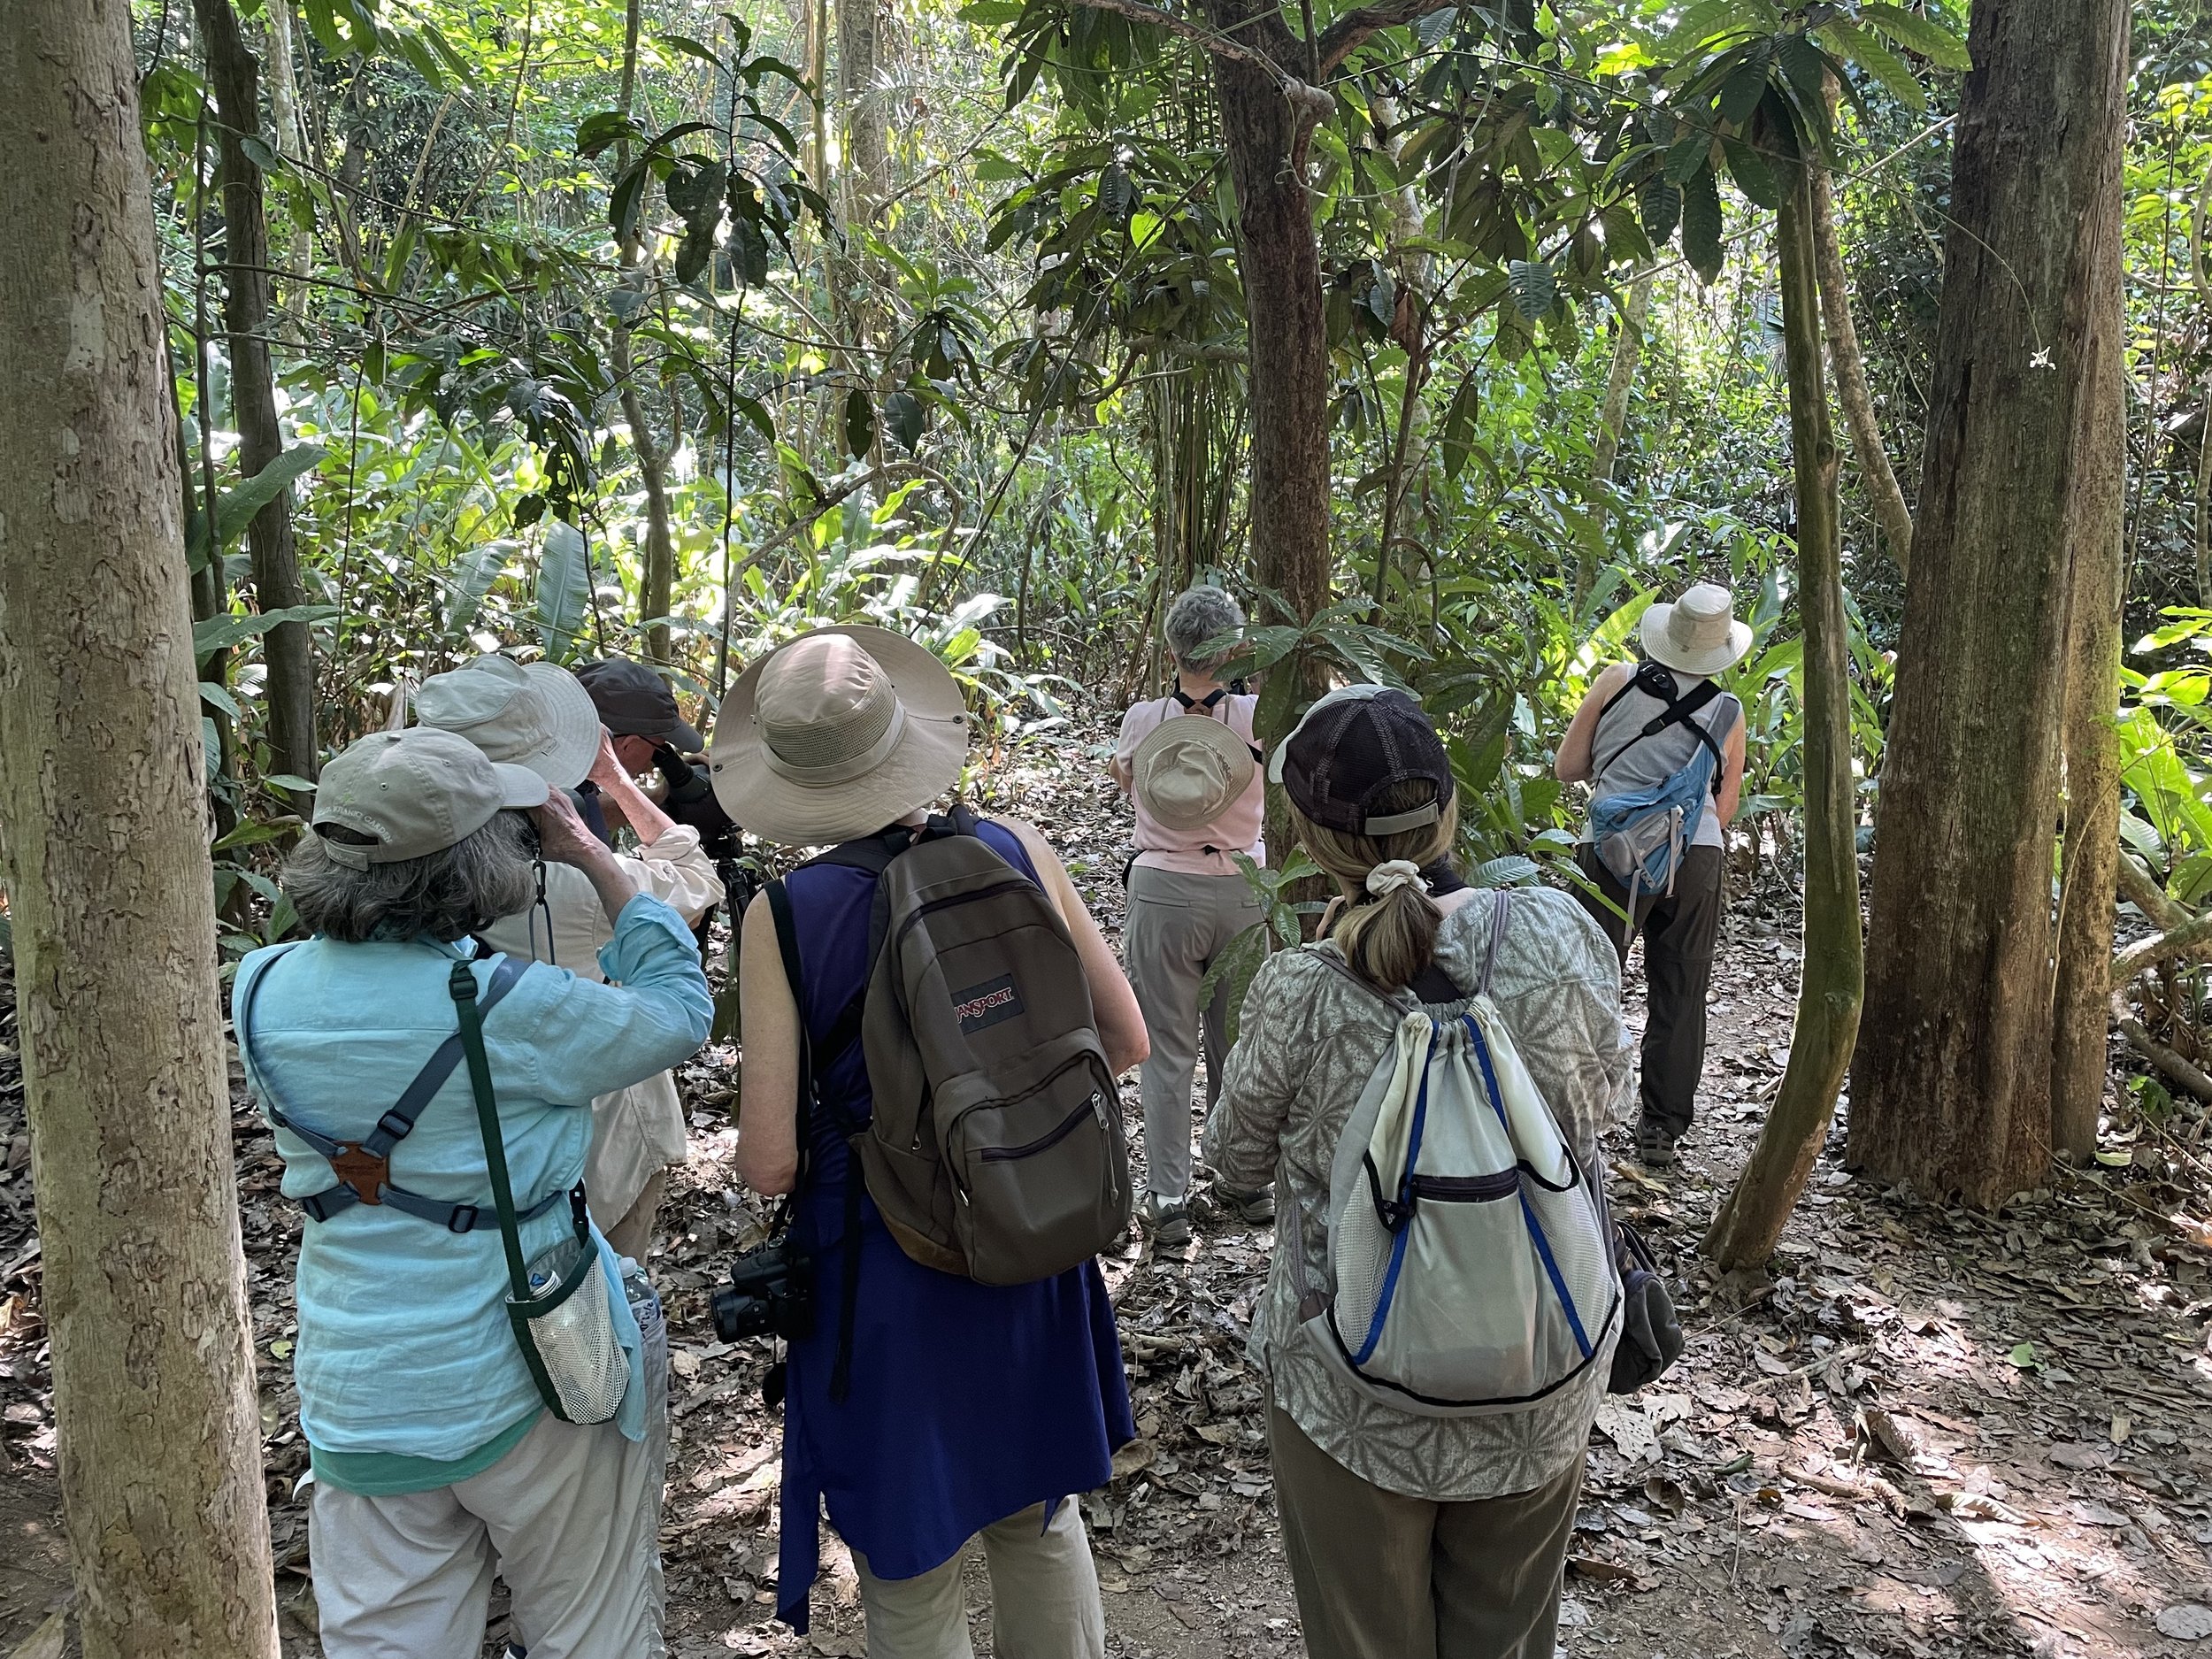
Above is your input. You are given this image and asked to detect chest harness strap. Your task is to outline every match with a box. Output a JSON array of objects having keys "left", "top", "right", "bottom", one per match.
[{"left": 241, "top": 949, "right": 569, "bottom": 1233}]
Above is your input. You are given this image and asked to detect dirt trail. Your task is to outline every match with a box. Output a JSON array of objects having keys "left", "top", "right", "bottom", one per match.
[{"left": 3, "top": 727, "right": 2212, "bottom": 1657}]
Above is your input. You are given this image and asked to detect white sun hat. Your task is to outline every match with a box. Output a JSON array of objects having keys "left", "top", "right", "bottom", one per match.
[
  {"left": 415, "top": 653, "right": 603, "bottom": 789},
  {"left": 1640, "top": 583, "right": 1753, "bottom": 679}
]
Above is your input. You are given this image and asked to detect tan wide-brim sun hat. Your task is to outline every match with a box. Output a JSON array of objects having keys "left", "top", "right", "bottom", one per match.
[
  {"left": 1640, "top": 582, "right": 1753, "bottom": 679},
  {"left": 414, "top": 652, "right": 603, "bottom": 788},
  {"left": 709, "top": 626, "right": 969, "bottom": 847},
  {"left": 1132, "top": 713, "right": 1256, "bottom": 832}
]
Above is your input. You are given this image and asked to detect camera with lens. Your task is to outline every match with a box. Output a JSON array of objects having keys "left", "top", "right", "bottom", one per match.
[{"left": 711, "top": 1236, "right": 814, "bottom": 1342}]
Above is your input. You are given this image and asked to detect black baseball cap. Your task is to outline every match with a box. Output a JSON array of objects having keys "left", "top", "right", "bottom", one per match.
[
  {"left": 1270, "top": 685, "right": 1452, "bottom": 837},
  {"left": 572, "top": 657, "right": 704, "bottom": 751}
]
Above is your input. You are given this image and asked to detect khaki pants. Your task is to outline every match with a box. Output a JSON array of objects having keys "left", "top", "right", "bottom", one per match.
[
  {"left": 1122, "top": 865, "right": 1264, "bottom": 1199},
  {"left": 852, "top": 1498, "right": 1106, "bottom": 1659},
  {"left": 310, "top": 1290, "right": 670, "bottom": 1659},
  {"left": 1268, "top": 1402, "right": 1583, "bottom": 1659},
  {"left": 599, "top": 1167, "right": 667, "bottom": 1265}
]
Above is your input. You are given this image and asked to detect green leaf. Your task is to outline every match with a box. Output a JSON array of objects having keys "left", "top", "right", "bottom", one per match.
[
  {"left": 1859, "top": 3, "right": 1972, "bottom": 72},
  {"left": 444, "top": 539, "right": 513, "bottom": 636},
  {"left": 535, "top": 520, "right": 592, "bottom": 664},
  {"left": 2008, "top": 1342, "right": 2041, "bottom": 1371},
  {"left": 1507, "top": 259, "right": 1555, "bottom": 320},
  {"left": 1721, "top": 136, "right": 1780, "bottom": 210},
  {"left": 193, "top": 603, "right": 340, "bottom": 661},
  {"left": 660, "top": 32, "right": 732, "bottom": 74},
  {"left": 1197, "top": 922, "right": 1271, "bottom": 1048},
  {"left": 844, "top": 388, "right": 877, "bottom": 458},
  {"left": 1639, "top": 173, "right": 1682, "bottom": 247},
  {"left": 200, "top": 680, "right": 242, "bottom": 720},
  {"left": 884, "top": 389, "right": 926, "bottom": 454},
  {"left": 1718, "top": 55, "right": 1771, "bottom": 127},
  {"left": 186, "top": 445, "right": 327, "bottom": 569},
  {"left": 1661, "top": 0, "right": 1750, "bottom": 60},
  {"left": 1817, "top": 21, "right": 1926, "bottom": 111},
  {"left": 1680, "top": 165, "right": 1724, "bottom": 283}
]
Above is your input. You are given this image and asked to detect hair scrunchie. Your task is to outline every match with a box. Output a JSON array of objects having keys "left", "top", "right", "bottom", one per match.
[{"left": 1364, "top": 859, "right": 1428, "bottom": 899}]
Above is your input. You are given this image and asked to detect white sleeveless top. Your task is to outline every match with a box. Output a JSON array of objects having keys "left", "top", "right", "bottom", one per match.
[{"left": 1582, "top": 670, "right": 1740, "bottom": 849}]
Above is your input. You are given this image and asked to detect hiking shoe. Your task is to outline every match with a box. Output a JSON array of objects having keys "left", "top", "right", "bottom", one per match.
[
  {"left": 1139, "top": 1191, "right": 1192, "bottom": 1246},
  {"left": 1636, "top": 1119, "right": 1678, "bottom": 1170},
  {"left": 1218, "top": 1183, "right": 1276, "bottom": 1225}
]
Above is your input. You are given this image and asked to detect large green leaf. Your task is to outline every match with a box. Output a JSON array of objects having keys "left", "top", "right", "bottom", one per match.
[
  {"left": 1639, "top": 174, "right": 1682, "bottom": 247},
  {"left": 1817, "top": 21, "right": 1926, "bottom": 111},
  {"left": 1507, "top": 259, "right": 1556, "bottom": 320},
  {"left": 1858, "top": 2, "right": 1971, "bottom": 72},
  {"left": 445, "top": 539, "right": 515, "bottom": 637},
  {"left": 1680, "top": 166, "right": 1724, "bottom": 283},
  {"left": 193, "top": 604, "right": 339, "bottom": 662},
  {"left": 186, "top": 445, "right": 327, "bottom": 571},
  {"left": 535, "top": 521, "right": 593, "bottom": 664}
]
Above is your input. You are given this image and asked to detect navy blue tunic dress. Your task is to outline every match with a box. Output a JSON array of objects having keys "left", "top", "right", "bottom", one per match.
[{"left": 773, "top": 819, "right": 1133, "bottom": 1632}]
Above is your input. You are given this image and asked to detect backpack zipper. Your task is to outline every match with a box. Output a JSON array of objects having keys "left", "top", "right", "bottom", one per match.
[
  {"left": 892, "top": 878, "right": 1036, "bottom": 955},
  {"left": 979, "top": 1089, "right": 1105, "bottom": 1163},
  {"left": 1406, "top": 1169, "right": 1521, "bottom": 1202}
]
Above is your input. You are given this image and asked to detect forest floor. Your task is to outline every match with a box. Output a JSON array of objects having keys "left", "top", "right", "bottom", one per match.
[{"left": 5, "top": 718, "right": 2212, "bottom": 1656}]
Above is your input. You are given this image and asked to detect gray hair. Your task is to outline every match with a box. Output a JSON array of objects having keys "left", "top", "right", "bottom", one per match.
[
  {"left": 1164, "top": 587, "right": 1247, "bottom": 673},
  {"left": 282, "top": 812, "right": 538, "bottom": 944}
]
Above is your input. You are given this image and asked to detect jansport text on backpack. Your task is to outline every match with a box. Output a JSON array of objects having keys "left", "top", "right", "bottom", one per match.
[
  {"left": 1292, "top": 895, "right": 1620, "bottom": 1416},
  {"left": 787, "top": 809, "right": 1132, "bottom": 1288},
  {"left": 1587, "top": 660, "right": 1732, "bottom": 918}
]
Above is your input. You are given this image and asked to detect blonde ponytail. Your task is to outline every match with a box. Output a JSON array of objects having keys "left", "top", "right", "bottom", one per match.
[{"left": 1293, "top": 781, "right": 1460, "bottom": 990}]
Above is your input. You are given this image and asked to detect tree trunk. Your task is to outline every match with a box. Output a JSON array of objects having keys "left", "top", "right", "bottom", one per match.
[
  {"left": 0, "top": 5, "right": 280, "bottom": 1655},
  {"left": 1200, "top": 4, "right": 1332, "bottom": 658},
  {"left": 837, "top": 0, "right": 888, "bottom": 228},
  {"left": 1704, "top": 148, "right": 1863, "bottom": 1270},
  {"left": 195, "top": 0, "right": 319, "bottom": 790},
  {"left": 1850, "top": 0, "right": 2131, "bottom": 1207},
  {"left": 260, "top": 0, "right": 310, "bottom": 328},
  {"left": 1586, "top": 270, "right": 1655, "bottom": 596},
  {"left": 614, "top": 0, "right": 678, "bottom": 664},
  {"left": 2049, "top": 94, "right": 2131, "bottom": 1164},
  {"left": 1811, "top": 126, "right": 1913, "bottom": 574}
]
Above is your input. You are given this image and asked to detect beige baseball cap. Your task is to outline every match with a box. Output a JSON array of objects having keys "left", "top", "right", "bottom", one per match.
[
  {"left": 311, "top": 728, "right": 549, "bottom": 870},
  {"left": 415, "top": 653, "right": 602, "bottom": 788}
]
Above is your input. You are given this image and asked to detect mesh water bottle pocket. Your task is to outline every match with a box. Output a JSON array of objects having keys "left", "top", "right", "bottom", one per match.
[{"left": 510, "top": 1235, "right": 631, "bottom": 1426}]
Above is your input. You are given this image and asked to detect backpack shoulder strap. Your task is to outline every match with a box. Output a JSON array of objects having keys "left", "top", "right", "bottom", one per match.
[
  {"left": 1479, "top": 891, "right": 1514, "bottom": 996},
  {"left": 1594, "top": 664, "right": 1724, "bottom": 785}
]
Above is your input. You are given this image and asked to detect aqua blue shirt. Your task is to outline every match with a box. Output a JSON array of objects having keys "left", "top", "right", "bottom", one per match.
[{"left": 235, "top": 895, "right": 711, "bottom": 1461}]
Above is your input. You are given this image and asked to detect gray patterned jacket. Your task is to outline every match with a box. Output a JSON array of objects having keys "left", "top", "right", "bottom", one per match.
[{"left": 1202, "top": 885, "right": 1634, "bottom": 1500}]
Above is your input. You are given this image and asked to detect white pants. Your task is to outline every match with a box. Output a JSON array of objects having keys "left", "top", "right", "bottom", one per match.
[
  {"left": 853, "top": 1499, "right": 1107, "bottom": 1659},
  {"left": 309, "top": 1289, "right": 669, "bottom": 1659}
]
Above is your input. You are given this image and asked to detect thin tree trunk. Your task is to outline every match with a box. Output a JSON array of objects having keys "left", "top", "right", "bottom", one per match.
[
  {"left": 1851, "top": 0, "right": 2131, "bottom": 1207},
  {"left": 261, "top": 0, "right": 310, "bottom": 328},
  {"left": 1586, "top": 271, "right": 1655, "bottom": 596},
  {"left": 614, "top": 0, "right": 678, "bottom": 663},
  {"left": 1705, "top": 146, "right": 1863, "bottom": 1270},
  {"left": 1811, "top": 134, "right": 1913, "bottom": 574},
  {"left": 195, "top": 0, "right": 319, "bottom": 789},
  {"left": 0, "top": 5, "right": 280, "bottom": 1655},
  {"left": 2050, "top": 97, "right": 2131, "bottom": 1164},
  {"left": 837, "top": 0, "right": 887, "bottom": 227}
]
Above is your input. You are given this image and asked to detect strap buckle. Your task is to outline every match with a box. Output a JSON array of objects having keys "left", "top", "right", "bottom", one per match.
[
  {"left": 446, "top": 1203, "right": 480, "bottom": 1234},
  {"left": 326, "top": 1143, "right": 390, "bottom": 1206}
]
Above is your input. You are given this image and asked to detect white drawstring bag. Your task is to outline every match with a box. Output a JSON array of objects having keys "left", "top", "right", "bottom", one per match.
[{"left": 1292, "top": 895, "right": 1619, "bottom": 1416}]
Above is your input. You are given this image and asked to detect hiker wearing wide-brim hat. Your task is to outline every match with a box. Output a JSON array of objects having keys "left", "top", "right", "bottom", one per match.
[
  {"left": 717, "top": 624, "right": 1150, "bottom": 1655},
  {"left": 708, "top": 625, "right": 971, "bottom": 847},
  {"left": 1556, "top": 580, "right": 1750, "bottom": 1171},
  {"left": 236, "top": 726, "right": 711, "bottom": 1659},
  {"left": 423, "top": 657, "right": 726, "bottom": 1266},
  {"left": 1111, "top": 587, "right": 1275, "bottom": 1248}
]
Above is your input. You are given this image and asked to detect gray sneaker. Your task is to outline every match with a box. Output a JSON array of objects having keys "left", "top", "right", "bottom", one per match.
[
  {"left": 1636, "top": 1118, "right": 1678, "bottom": 1169},
  {"left": 1139, "top": 1191, "right": 1192, "bottom": 1245},
  {"left": 1218, "top": 1183, "right": 1276, "bottom": 1225}
]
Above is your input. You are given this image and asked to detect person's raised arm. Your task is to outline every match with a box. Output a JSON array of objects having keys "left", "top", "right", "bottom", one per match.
[
  {"left": 587, "top": 727, "right": 680, "bottom": 846},
  {"left": 533, "top": 788, "right": 640, "bottom": 926},
  {"left": 734, "top": 889, "right": 802, "bottom": 1195},
  {"left": 1002, "top": 818, "right": 1149, "bottom": 1076},
  {"left": 1715, "top": 714, "right": 1747, "bottom": 829},
  {"left": 1555, "top": 661, "right": 1632, "bottom": 784}
]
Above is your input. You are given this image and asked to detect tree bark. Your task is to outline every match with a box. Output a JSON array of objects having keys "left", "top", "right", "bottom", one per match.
[
  {"left": 1850, "top": 0, "right": 2131, "bottom": 1207},
  {"left": 613, "top": 0, "right": 678, "bottom": 664},
  {"left": 1586, "top": 270, "right": 1655, "bottom": 595},
  {"left": 195, "top": 0, "right": 319, "bottom": 789},
  {"left": 2049, "top": 163, "right": 2129, "bottom": 1163},
  {"left": 0, "top": 5, "right": 280, "bottom": 1655},
  {"left": 837, "top": 0, "right": 888, "bottom": 228},
  {"left": 1811, "top": 139, "right": 1913, "bottom": 574},
  {"left": 260, "top": 0, "right": 310, "bottom": 328},
  {"left": 1704, "top": 150, "right": 1863, "bottom": 1270}
]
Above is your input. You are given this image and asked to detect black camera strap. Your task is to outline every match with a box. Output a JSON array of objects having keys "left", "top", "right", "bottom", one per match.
[{"left": 764, "top": 877, "right": 866, "bottom": 1405}]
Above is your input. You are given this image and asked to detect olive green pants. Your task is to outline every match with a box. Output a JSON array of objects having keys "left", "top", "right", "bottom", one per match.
[{"left": 1268, "top": 1402, "right": 1584, "bottom": 1659}]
